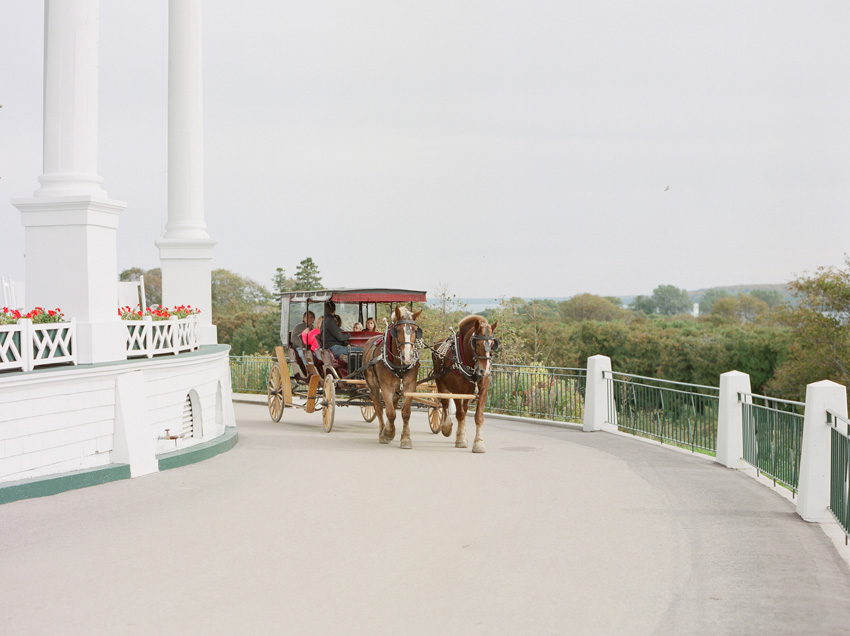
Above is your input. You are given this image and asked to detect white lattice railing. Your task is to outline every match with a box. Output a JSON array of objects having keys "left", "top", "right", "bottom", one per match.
[
  {"left": 0, "top": 319, "right": 77, "bottom": 372},
  {"left": 125, "top": 314, "right": 201, "bottom": 358}
]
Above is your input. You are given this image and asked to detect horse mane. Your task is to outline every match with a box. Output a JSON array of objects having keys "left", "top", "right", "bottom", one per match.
[{"left": 458, "top": 314, "right": 486, "bottom": 335}]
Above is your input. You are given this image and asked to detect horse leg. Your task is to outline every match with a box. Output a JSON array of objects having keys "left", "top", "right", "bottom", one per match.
[
  {"left": 371, "top": 392, "right": 388, "bottom": 444},
  {"left": 365, "top": 369, "right": 388, "bottom": 444},
  {"left": 455, "top": 399, "right": 468, "bottom": 448},
  {"left": 472, "top": 392, "right": 486, "bottom": 453},
  {"left": 439, "top": 397, "right": 453, "bottom": 437},
  {"left": 399, "top": 374, "right": 417, "bottom": 449},
  {"left": 380, "top": 384, "right": 397, "bottom": 443}
]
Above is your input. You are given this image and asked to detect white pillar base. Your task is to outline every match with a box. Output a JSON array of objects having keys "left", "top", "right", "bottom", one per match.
[
  {"left": 75, "top": 320, "right": 127, "bottom": 365},
  {"left": 113, "top": 371, "right": 158, "bottom": 477},
  {"left": 797, "top": 380, "right": 848, "bottom": 522},
  {"left": 14, "top": 195, "right": 128, "bottom": 365},
  {"left": 583, "top": 355, "right": 614, "bottom": 432},
  {"left": 156, "top": 237, "right": 217, "bottom": 345},
  {"left": 715, "top": 371, "right": 752, "bottom": 469}
]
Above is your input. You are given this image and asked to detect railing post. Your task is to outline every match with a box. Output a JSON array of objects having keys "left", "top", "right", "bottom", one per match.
[
  {"left": 583, "top": 355, "right": 613, "bottom": 432},
  {"left": 716, "top": 370, "right": 751, "bottom": 469},
  {"left": 797, "top": 380, "right": 848, "bottom": 522},
  {"left": 142, "top": 316, "right": 153, "bottom": 358},
  {"left": 19, "top": 318, "right": 34, "bottom": 372}
]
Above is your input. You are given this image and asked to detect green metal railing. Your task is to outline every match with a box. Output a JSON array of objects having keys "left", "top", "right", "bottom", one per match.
[
  {"left": 827, "top": 409, "right": 850, "bottom": 542},
  {"left": 230, "top": 355, "right": 275, "bottom": 394},
  {"left": 605, "top": 371, "right": 720, "bottom": 454},
  {"left": 229, "top": 355, "right": 586, "bottom": 423},
  {"left": 740, "top": 393, "right": 804, "bottom": 494},
  {"left": 487, "top": 365, "right": 586, "bottom": 423}
]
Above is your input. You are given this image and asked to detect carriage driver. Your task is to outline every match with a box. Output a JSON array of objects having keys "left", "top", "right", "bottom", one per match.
[{"left": 320, "top": 301, "right": 350, "bottom": 359}]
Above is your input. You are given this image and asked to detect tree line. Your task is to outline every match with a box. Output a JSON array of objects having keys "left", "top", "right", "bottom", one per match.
[{"left": 122, "top": 257, "right": 850, "bottom": 402}]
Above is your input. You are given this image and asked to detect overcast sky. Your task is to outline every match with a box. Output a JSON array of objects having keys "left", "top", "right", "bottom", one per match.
[{"left": 2, "top": 1, "right": 848, "bottom": 300}]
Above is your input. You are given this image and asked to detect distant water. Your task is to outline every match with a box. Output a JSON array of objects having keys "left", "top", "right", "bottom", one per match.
[{"left": 427, "top": 297, "right": 571, "bottom": 314}]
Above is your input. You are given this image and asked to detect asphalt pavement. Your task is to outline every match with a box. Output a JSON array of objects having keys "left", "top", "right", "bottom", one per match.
[{"left": 1, "top": 399, "right": 850, "bottom": 635}]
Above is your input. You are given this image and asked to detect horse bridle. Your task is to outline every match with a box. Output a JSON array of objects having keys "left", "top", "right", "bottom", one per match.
[
  {"left": 383, "top": 317, "right": 422, "bottom": 373},
  {"left": 389, "top": 318, "right": 423, "bottom": 344},
  {"left": 470, "top": 332, "right": 500, "bottom": 360},
  {"left": 466, "top": 329, "right": 500, "bottom": 381}
]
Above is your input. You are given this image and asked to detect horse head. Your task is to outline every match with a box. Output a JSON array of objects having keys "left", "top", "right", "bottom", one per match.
[
  {"left": 390, "top": 306, "right": 423, "bottom": 366},
  {"left": 466, "top": 317, "right": 499, "bottom": 380}
]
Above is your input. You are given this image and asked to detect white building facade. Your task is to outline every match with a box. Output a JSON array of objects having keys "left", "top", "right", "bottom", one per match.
[{"left": 1, "top": 0, "right": 236, "bottom": 495}]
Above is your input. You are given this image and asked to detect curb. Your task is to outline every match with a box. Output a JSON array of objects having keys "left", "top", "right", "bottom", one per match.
[
  {"left": 0, "top": 427, "right": 239, "bottom": 505},
  {"left": 0, "top": 463, "right": 131, "bottom": 505},
  {"left": 158, "top": 426, "right": 239, "bottom": 471}
]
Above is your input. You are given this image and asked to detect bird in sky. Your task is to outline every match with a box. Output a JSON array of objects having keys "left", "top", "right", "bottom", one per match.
[{"left": 664, "top": 185, "right": 670, "bottom": 191}]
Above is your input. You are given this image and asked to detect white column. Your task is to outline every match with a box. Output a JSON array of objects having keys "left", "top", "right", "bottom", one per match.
[
  {"left": 12, "top": 0, "right": 127, "bottom": 365},
  {"left": 797, "top": 380, "right": 847, "bottom": 522},
  {"left": 715, "top": 371, "right": 752, "bottom": 469},
  {"left": 156, "top": 0, "right": 217, "bottom": 344},
  {"left": 583, "top": 355, "right": 615, "bottom": 432}
]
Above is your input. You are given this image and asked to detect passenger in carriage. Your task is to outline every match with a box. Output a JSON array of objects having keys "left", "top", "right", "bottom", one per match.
[
  {"left": 352, "top": 322, "right": 363, "bottom": 332},
  {"left": 321, "top": 301, "right": 350, "bottom": 359},
  {"left": 290, "top": 311, "right": 315, "bottom": 350},
  {"left": 365, "top": 317, "right": 377, "bottom": 332},
  {"left": 301, "top": 316, "right": 323, "bottom": 353}
]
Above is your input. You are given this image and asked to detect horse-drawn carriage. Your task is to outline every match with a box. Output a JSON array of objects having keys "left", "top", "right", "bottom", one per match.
[{"left": 266, "top": 287, "right": 498, "bottom": 452}]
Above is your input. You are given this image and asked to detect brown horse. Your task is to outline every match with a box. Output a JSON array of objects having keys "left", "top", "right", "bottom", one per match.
[
  {"left": 362, "top": 306, "right": 423, "bottom": 449},
  {"left": 431, "top": 315, "right": 498, "bottom": 453}
]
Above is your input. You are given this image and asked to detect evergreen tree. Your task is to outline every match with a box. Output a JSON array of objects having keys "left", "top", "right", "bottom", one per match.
[
  {"left": 294, "top": 258, "right": 322, "bottom": 291},
  {"left": 272, "top": 267, "right": 295, "bottom": 296}
]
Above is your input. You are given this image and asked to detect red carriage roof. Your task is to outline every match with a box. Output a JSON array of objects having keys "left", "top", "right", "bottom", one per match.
[{"left": 280, "top": 288, "right": 427, "bottom": 304}]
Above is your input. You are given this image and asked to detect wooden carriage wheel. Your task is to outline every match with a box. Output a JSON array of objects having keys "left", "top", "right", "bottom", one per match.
[
  {"left": 361, "top": 403, "right": 376, "bottom": 422},
  {"left": 322, "top": 375, "right": 336, "bottom": 432},
  {"left": 267, "top": 363, "right": 284, "bottom": 422},
  {"left": 428, "top": 406, "right": 442, "bottom": 434}
]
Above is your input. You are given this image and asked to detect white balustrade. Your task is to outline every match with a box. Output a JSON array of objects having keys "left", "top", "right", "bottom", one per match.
[
  {"left": 0, "top": 319, "right": 77, "bottom": 372},
  {"left": 124, "top": 314, "right": 200, "bottom": 358}
]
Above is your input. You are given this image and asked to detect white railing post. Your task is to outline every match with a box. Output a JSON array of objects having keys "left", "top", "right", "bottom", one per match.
[
  {"left": 144, "top": 316, "right": 153, "bottom": 358},
  {"left": 583, "top": 354, "right": 613, "bottom": 432},
  {"left": 169, "top": 316, "right": 180, "bottom": 354},
  {"left": 715, "top": 370, "right": 752, "bottom": 469},
  {"left": 797, "top": 380, "right": 848, "bottom": 522},
  {"left": 19, "top": 318, "right": 34, "bottom": 372}
]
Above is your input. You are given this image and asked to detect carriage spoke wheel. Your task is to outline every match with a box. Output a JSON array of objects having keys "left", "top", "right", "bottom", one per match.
[
  {"left": 361, "top": 403, "right": 376, "bottom": 422},
  {"left": 428, "top": 406, "right": 442, "bottom": 434},
  {"left": 267, "top": 363, "right": 284, "bottom": 422},
  {"left": 322, "top": 375, "right": 336, "bottom": 432}
]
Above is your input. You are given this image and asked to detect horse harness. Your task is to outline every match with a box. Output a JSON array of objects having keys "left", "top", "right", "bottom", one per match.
[
  {"left": 432, "top": 330, "right": 500, "bottom": 386},
  {"left": 362, "top": 319, "right": 421, "bottom": 377}
]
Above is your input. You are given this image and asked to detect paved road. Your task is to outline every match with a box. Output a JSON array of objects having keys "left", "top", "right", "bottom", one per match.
[{"left": 1, "top": 401, "right": 850, "bottom": 635}]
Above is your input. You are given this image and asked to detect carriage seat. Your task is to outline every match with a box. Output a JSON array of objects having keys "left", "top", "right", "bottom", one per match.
[{"left": 318, "top": 348, "right": 348, "bottom": 379}]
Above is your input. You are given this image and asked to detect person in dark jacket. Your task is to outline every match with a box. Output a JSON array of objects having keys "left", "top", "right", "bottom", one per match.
[
  {"left": 290, "top": 311, "right": 315, "bottom": 350},
  {"left": 321, "top": 301, "right": 350, "bottom": 358}
]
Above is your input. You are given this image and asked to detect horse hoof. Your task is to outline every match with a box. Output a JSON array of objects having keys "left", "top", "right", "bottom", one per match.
[
  {"left": 472, "top": 441, "right": 486, "bottom": 453},
  {"left": 441, "top": 424, "right": 453, "bottom": 437},
  {"left": 400, "top": 438, "right": 412, "bottom": 449},
  {"left": 379, "top": 436, "right": 390, "bottom": 444},
  {"left": 455, "top": 437, "right": 468, "bottom": 449}
]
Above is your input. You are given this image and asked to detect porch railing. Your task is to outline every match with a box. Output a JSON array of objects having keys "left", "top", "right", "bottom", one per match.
[
  {"left": 0, "top": 318, "right": 77, "bottom": 372},
  {"left": 739, "top": 392, "right": 805, "bottom": 493},
  {"left": 125, "top": 315, "right": 201, "bottom": 358}
]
